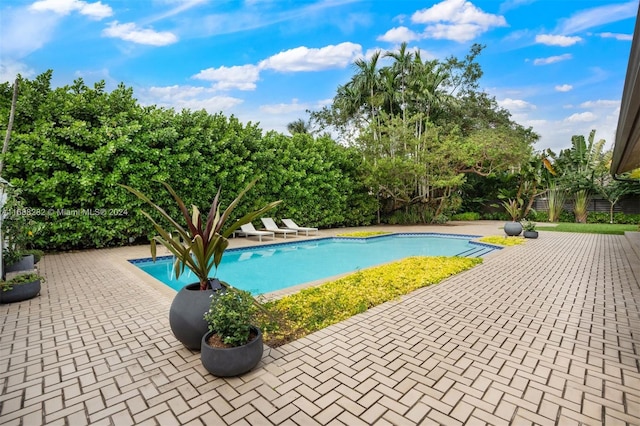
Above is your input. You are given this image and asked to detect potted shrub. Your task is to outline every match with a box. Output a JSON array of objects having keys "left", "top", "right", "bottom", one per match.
[
  {"left": 120, "top": 178, "right": 281, "bottom": 350},
  {"left": 3, "top": 247, "right": 34, "bottom": 273},
  {"left": 1, "top": 187, "right": 45, "bottom": 273},
  {"left": 522, "top": 220, "right": 538, "bottom": 239},
  {"left": 23, "top": 249, "right": 45, "bottom": 264},
  {"left": 0, "top": 272, "right": 44, "bottom": 304},
  {"left": 501, "top": 199, "right": 523, "bottom": 236},
  {"left": 201, "top": 287, "right": 263, "bottom": 376}
]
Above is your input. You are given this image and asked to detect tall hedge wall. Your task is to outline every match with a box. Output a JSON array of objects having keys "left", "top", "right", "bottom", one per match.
[{"left": 0, "top": 72, "right": 377, "bottom": 250}]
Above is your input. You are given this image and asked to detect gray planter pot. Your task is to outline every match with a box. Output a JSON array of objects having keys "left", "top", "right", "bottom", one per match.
[
  {"left": 5, "top": 254, "right": 35, "bottom": 273},
  {"left": 201, "top": 326, "right": 263, "bottom": 377},
  {"left": 504, "top": 221, "right": 523, "bottom": 237},
  {"left": 523, "top": 230, "right": 539, "bottom": 239},
  {"left": 169, "top": 280, "right": 225, "bottom": 350},
  {"left": 0, "top": 278, "right": 41, "bottom": 304}
]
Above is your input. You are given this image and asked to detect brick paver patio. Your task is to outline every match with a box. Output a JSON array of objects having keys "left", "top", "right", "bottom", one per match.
[{"left": 1, "top": 222, "right": 639, "bottom": 425}]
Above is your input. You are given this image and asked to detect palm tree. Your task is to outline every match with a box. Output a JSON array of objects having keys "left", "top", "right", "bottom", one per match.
[
  {"left": 379, "top": 67, "right": 398, "bottom": 117},
  {"left": 352, "top": 50, "right": 382, "bottom": 136},
  {"left": 384, "top": 42, "right": 414, "bottom": 125},
  {"left": 407, "top": 54, "right": 450, "bottom": 135}
]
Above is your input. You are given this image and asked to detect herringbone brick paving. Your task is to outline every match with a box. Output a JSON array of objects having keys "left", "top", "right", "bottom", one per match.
[{"left": 1, "top": 223, "right": 639, "bottom": 425}]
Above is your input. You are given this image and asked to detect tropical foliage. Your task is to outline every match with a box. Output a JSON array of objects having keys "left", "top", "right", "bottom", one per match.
[
  {"left": 546, "top": 182, "right": 567, "bottom": 223},
  {"left": 312, "top": 43, "right": 537, "bottom": 223},
  {"left": 541, "top": 129, "right": 640, "bottom": 223},
  {"left": 120, "top": 178, "right": 281, "bottom": 290},
  {"left": 521, "top": 220, "right": 537, "bottom": 232},
  {"left": 501, "top": 199, "right": 522, "bottom": 222},
  {"left": 1, "top": 65, "right": 636, "bottom": 253}
]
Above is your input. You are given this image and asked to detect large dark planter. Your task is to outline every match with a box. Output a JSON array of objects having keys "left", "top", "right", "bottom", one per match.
[
  {"left": 523, "top": 230, "right": 539, "bottom": 239},
  {"left": 0, "top": 279, "right": 41, "bottom": 304},
  {"left": 201, "top": 326, "right": 263, "bottom": 377},
  {"left": 169, "top": 283, "right": 216, "bottom": 350},
  {"left": 504, "top": 221, "right": 523, "bottom": 237},
  {"left": 5, "top": 254, "right": 35, "bottom": 273}
]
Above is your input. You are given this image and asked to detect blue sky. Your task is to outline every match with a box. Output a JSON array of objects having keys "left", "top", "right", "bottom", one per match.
[{"left": 1, "top": 0, "right": 638, "bottom": 154}]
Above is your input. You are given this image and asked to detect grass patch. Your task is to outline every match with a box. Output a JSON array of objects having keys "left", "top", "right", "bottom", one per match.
[
  {"left": 336, "top": 231, "right": 392, "bottom": 238},
  {"left": 478, "top": 236, "right": 526, "bottom": 246},
  {"left": 257, "top": 256, "right": 482, "bottom": 347},
  {"left": 536, "top": 223, "right": 638, "bottom": 235}
]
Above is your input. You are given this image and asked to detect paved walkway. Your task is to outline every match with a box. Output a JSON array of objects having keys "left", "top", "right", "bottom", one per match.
[{"left": 1, "top": 222, "right": 639, "bottom": 425}]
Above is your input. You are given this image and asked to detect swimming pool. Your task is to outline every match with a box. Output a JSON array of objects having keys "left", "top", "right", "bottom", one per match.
[{"left": 130, "top": 233, "right": 497, "bottom": 295}]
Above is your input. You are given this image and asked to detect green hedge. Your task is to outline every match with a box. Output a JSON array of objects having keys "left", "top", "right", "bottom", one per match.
[
  {"left": 0, "top": 72, "right": 377, "bottom": 250},
  {"left": 450, "top": 212, "right": 481, "bottom": 221}
]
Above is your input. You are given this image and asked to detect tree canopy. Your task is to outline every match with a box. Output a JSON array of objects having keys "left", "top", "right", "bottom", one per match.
[{"left": 311, "top": 43, "right": 537, "bottom": 223}]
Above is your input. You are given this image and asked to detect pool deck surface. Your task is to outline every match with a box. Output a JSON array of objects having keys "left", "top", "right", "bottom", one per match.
[{"left": 1, "top": 221, "right": 639, "bottom": 425}]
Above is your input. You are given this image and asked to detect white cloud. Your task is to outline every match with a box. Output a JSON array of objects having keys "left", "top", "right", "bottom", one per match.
[
  {"left": 176, "top": 96, "right": 244, "bottom": 112},
  {"left": 3, "top": 1, "right": 111, "bottom": 59},
  {"left": 191, "top": 42, "right": 362, "bottom": 93},
  {"left": 147, "top": 0, "right": 208, "bottom": 23},
  {"left": 29, "top": 0, "right": 112, "bottom": 20},
  {"left": 147, "top": 85, "right": 215, "bottom": 101},
  {"left": 499, "top": 0, "right": 536, "bottom": 14},
  {"left": 509, "top": 96, "right": 621, "bottom": 154},
  {"left": 599, "top": 32, "right": 633, "bottom": 41},
  {"left": 377, "top": 26, "right": 420, "bottom": 43},
  {"left": 0, "top": 8, "right": 60, "bottom": 58},
  {"left": 555, "top": 84, "right": 573, "bottom": 92},
  {"left": 76, "top": 1, "right": 112, "bottom": 19},
  {"left": 0, "top": 61, "right": 36, "bottom": 83},
  {"left": 140, "top": 85, "right": 243, "bottom": 112},
  {"left": 535, "top": 34, "right": 582, "bottom": 46},
  {"left": 498, "top": 98, "right": 536, "bottom": 111},
  {"left": 421, "top": 23, "right": 485, "bottom": 42},
  {"left": 533, "top": 54, "right": 572, "bottom": 65},
  {"left": 412, "top": 0, "right": 507, "bottom": 42},
  {"left": 579, "top": 99, "right": 620, "bottom": 108},
  {"left": 259, "top": 42, "right": 363, "bottom": 72},
  {"left": 102, "top": 21, "right": 178, "bottom": 46},
  {"left": 565, "top": 111, "right": 597, "bottom": 123},
  {"left": 260, "top": 99, "right": 309, "bottom": 115},
  {"left": 558, "top": 1, "right": 637, "bottom": 35},
  {"left": 317, "top": 98, "right": 333, "bottom": 107},
  {"left": 192, "top": 65, "right": 261, "bottom": 91}
]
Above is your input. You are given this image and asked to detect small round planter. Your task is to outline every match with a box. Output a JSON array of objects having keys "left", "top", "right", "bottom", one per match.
[
  {"left": 0, "top": 278, "right": 41, "bottom": 304},
  {"left": 169, "top": 283, "right": 217, "bottom": 350},
  {"left": 504, "top": 221, "right": 523, "bottom": 237},
  {"left": 523, "top": 230, "right": 539, "bottom": 239},
  {"left": 29, "top": 252, "right": 43, "bottom": 264},
  {"left": 5, "top": 254, "right": 35, "bottom": 273},
  {"left": 201, "top": 326, "right": 263, "bottom": 377}
]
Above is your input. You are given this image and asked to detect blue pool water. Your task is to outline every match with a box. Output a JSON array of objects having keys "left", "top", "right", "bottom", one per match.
[{"left": 130, "top": 233, "right": 497, "bottom": 295}]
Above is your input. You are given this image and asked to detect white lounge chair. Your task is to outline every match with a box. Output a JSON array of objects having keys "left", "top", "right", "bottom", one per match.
[
  {"left": 260, "top": 218, "right": 298, "bottom": 238},
  {"left": 281, "top": 219, "right": 318, "bottom": 236},
  {"left": 236, "top": 223, "right": 275, "bottom": 242}
]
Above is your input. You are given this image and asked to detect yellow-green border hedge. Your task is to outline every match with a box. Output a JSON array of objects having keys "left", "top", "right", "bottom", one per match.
[{"left": 258, "top": 256, "right": 482, "bottom": 346}]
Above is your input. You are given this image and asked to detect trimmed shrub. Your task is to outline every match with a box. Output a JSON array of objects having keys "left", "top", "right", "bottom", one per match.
[{"left": 451, "top": 212, "right": 481, "bottom": 221}]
